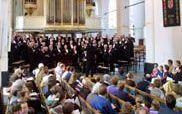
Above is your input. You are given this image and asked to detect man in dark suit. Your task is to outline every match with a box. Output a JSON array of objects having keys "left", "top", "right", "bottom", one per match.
[
  {"left": 102, "top": 44, "right": 109, "bottom": 67},
  {"left": 86, "top": 43, "right": 97, "bottom": 77},
  {"left": 108, "top": 44, "right": 115, "bottom": 72}
]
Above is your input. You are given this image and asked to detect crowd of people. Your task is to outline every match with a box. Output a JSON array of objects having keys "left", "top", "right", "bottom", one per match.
[
  {"left": 10, "top": 33, "right": 134, "bottom": 76},
  {"left": 6, "top": 58, "right": 182, "bottom": 114},
  {"left": 6, "top": 33, "right": 182, "bottom": 114}
]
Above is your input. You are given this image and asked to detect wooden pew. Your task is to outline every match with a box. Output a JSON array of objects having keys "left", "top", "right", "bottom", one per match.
[
  {"left": 125, "top": 84, "right": 165, "bottom": 103},
  {"left": 125, "top": 84, "right": 182, "bottom": 111},
  {"left": 108, "top": 93, "right": 135, "bottom": 109},
  {"left": 12, "top": 60, "right": 25, "bottom": 69}
]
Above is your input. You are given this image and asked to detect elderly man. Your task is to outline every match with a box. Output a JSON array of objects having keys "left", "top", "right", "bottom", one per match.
[{"left": 90, "top": 85, "right": 117, "bottom": 114}]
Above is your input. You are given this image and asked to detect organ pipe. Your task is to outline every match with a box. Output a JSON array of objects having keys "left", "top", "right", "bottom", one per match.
[{"left": 46, "top": 0, "right": 85, "bottom": 25}]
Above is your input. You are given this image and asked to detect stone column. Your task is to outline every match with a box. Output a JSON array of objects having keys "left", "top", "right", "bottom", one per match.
[
  {"left": 0, "top": 0, "right": 11, "bottom": 87},
  {"left": 145, "top": 0, "right": 155, "bottom": 63},
  {"left": 100, "top": 0, "right": 109, "bottom": 36},
  {"left": 116, "top": 0, "right": 129, "bottom": 35}
]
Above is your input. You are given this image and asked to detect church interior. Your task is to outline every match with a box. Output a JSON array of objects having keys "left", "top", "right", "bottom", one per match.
[{"left": 0, "top": 0, "right": 182, "bottom": 114}]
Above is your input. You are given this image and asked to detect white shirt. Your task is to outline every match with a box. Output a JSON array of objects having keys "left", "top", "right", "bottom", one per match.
[
  {"left": 92, "top": 82, "right": 102, "bottom": 94},
  {"left": 55, "top": 66, "right": 63, "bottom": 80}
]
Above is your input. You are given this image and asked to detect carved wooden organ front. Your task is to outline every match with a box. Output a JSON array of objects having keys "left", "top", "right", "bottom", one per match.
[{"left": 46, "top": 0, "right": 86, "bottom": 25}]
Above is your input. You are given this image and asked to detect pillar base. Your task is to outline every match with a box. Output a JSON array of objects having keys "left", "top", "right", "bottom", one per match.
[{"left": 0, "top": 72, "right": 9, "bottom": 87}]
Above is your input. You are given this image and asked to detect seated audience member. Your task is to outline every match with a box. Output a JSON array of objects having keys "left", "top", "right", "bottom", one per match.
[
  {"left": 156, "top": 65, "right": 164, "bottom": 78},
  {"left": 173, "top": 84, "right": 182, "bottom": 109},
  {"left": 173, "top": 60, "right": 181, "bottom": 75},
  {"left": 149, "top": 100, "right": 160, "bottom": 114},
  {"left": 117, "top": 81, "right": 135, "bottom": 105},
  {"left": 54, "top": 62, "right": 64, "bottom": 80},
  {"left": 168, "top": 59, "right": 175, "bottom": 73},
  {"left": 40, "top": 73, "right": 51, "bottom": 91},
  {"left": 151, "top": 65, "right": 164, "bottom": 83},
  {"left": 174, "top": 66, "right": 182, "bottom": 83},
  {"left": 159, "top": 94, "right": 182, "bottom": 114},
  {"left": 62, "top": 66, "right": 73, "bottom": 82},
  {"left": 79, "top": 77, "right": 92, "bottom": 99},
  {"left": 163, "top": 81, "right": 176, "bottom": 94},
  {"left": 135, "top": 108, "right": 148, "bottom": 114},
  {"left": 135, "top": 95, "right": 149, "bottom": 113},
  {"left": 62, "top": 102, "right": 75, "bottom": 114},
  {"left": 125, "top": 72, "right": 136, "bottom": 87},
  {"left": 91, "top": 75, "right": 102, "bottom": 94},
  {"left": 120, "top": 102, "right": 134, "bottom": 114},
  {"left": 44, "top": 75, "right": 57, "bottom": 98},
  {"left": 35, "top": 66, "right": 46, "bottom": 85},
  {"left": 49, "top": 88, "right": 66, "bottom": 114},
  {"left": 10, "top": 73, "right": 25, "bottom": 94},
  {"left": 90, "top": 85, "right": 117, "bottom": 114},
  {"left": 17, "top": 90, "right": 29, "bottom": 103},
  {"left": 68, "top": 71, "right": 79, "bottom": 85},
  {"left": 125, "top": 72, "right": 136, "bottom": 95},
  {"left": 137, "top": 76, "right": 150, "bottom": 92},
  {"left": 162, "top": 65, "right": 173, "bottom": 84},
  {"left": 33, "top": 63, "right": 44, "bottom": 76},
  {"left": 86, "top": 92, "right": 98, "bottom": 104},
  {"left": 28, "top": 107, "right": 35, "bottom": 114},
  {"left": 10, "top": 90, "right": 18, "bottom": 105},
  {"left": 149, "top": 79, "right": 165, "bottom": 99},
  {"left": 20, "top": 102, "right": 29, "bottom": 114},
  {"left": 102, "top": 74, "right": 111, "bottom": 86},
  {"left": 10, "top": 103, "right": 22, "bottom": 114},
  {"left": 107, "top": 76, "right": 119, "bottom": 96},
  {"left": 150, "top": 63, "right": 159, "bottom": 78},
  {"left": 118, "top": 67, "right": 125, "bottom": 78},
  {"left": 47, "top": 84, "right": 66, "bottom": 108}
]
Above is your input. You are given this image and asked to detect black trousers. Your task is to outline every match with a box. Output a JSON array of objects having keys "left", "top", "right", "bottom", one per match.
[{"left": 86, "top": 61, "right": 96, "bottom": 77}]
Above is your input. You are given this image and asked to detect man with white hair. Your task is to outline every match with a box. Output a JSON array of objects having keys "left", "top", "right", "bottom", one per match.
[
  {"left": 32, "top": 63, "right": 44, "bottom": 77},
  {"left": 54, "top": 62, "right": 65, "bottom": 80}
]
